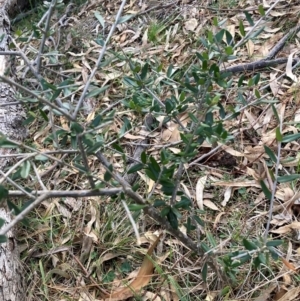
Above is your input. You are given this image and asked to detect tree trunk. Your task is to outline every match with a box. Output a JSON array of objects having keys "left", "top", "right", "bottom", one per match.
[{"left": 0, "top": 1, "right": 29, "bottom": 300}]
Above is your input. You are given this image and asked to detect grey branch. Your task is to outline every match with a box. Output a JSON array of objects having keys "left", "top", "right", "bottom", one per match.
[{"left": 7, "top": 188, "right": 122, "bottom": 198}]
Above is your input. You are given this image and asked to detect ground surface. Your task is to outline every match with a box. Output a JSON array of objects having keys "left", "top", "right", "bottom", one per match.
[{"left": 10, "top": 0, "right": 300, "bottom": 300}]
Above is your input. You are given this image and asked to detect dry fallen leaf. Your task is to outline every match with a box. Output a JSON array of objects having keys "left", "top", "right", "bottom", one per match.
[
  {"left": 221, "top": 187, "right": 232, "bottom": 207},
  {"left": 196, "top": 175, "right": 207, "bottom": 210},
  {"left": 185, "top": 18, "right": 198, "bottom": 31},
  {"left": 286, "top": 52, "right": 298, "bottom": 82},
  {"left": 101, "top": 234, "right": 162, "bottom": 300},
  {"left": 203, "top": 200, "right": 220, "bottom": 211},
  {"left": 281, "top": 257, "right": 297, "bottom": 272},
  {"left": 276, "top": 286, "right": 300, "bottom": 301}
]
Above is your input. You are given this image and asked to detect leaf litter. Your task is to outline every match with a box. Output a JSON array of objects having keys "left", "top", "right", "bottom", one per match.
[{"left": 14, "top": 0, "right": 300, "bottom": 300}]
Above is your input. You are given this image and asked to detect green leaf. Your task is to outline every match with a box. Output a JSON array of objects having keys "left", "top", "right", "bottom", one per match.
[
  {"left": 207, "top": 232, "right": 217, "bottom": 247},
  {"left": 86, "top": 85, "right": 109, "bottom": 98},
  {"left": 248, "top": 77, "right": 254, "bottom": 87},
  {"left": 232, "top": 253, "right": 251, "bottom": 267},
  {"left": 258, "top": 252, "right": 267, "bottom": 265},
  {"left": 258, "top": 4, "right": 265, "bottom": 16},
  {"left": 220, "top": 286, "right": 231, "bottom": 297},
  {"left": 179, "top": 91, "right": 185, "bottom": 102},
  {"left": 127, "top": 163, "right": 144, "bottom": 174},
  {"left": 225, "top": 30, "right": 233, "bottom": 45},
  {"left": 118, "top": 15, "right": 134, "bottom": 24},
  {"left": 39, "top": 109, "right": 48, "bottom": 121},
  {"left": 0, "top": 235, "right": 7, "bottom": 243},
  {"left": 225, "top": 46, "right": 233, "bottom": 55},
  {"left": 7, "top": 200, "right": 21, "bottom": 215},
  {"left": 167, "top": 210, "right": 178, "bottom": 229},
  {"left": 70, "top": 122, "right": 83, "bottom": 134},
  {"left": 271, "top": 104, "right": 280, "bottom": 123},
  {"left": 243, "top": 238, "right": 258, "bottom": 251},
  {"left": 165, "top": 98, "right": 175, "bottom": 114},
  {"left": 202, "top": 262, "right": 208, "bottom": 283},
  {"left": 0, "top": 138, "right": 17, "bottom": 148},
  {"left": 0, "top": 218, "right": 5, "bottom": 228},
  {"left": 86, "top": 141, "right": 104, "bottom": 154},
  {"left": 253, "top": 73, "right": 260, "bottom": 85},
  {"left": 267, "top": 246, "right": 279, "bottom": 260},
  {"left": 128, "top": 204, "right": 146, "bottom": 211},
  {"left": 249, "top": 26, "right": 265, "bottom": 39},
  {"left": 277, "top": 174, "right": 300, "bottom": 183},
  {"left": 170, "top": 207, "right": 182, "bottom": 219},
  {"left": 215, "top": 29, "right": 225, "bottom": 43},
  {"left": 91, "top": 115, "right": 102, "bottom": 127},
  {"left": 174, "top": 197, "right": 191, "bottom": 209},
  {"left": 282, "top": 132, "right": 300, "bottom": 143},
  {"left": 205, "top": 111, "right": 213, "bottom": 126},
  {"left": 188, "top": 112, "right": 199, "bottom": 123},
  {"left": 260, "top": 180, "right": 272, "bottom": 200},
  {"left": 140, "top": 63, "right": 149, "bottom": 80},
  {"left": 35, "top": 154, "right": 48, "bottom": 161},
  {"left": 239, "top": 20, "right": 245, "bottom": 37},
  {"left": 104, "top": 164, "right": 113, "bottom": 181},
  {"left": 213, "top": 17, "right": 218, "bottom": 26},
  {"left": 145, "top": 169, "right": 156, "bottom": 181},
  {"left": 275, "top": 127, "right": 283, "bottom": 142},
  {"left": 141, "top": 151, "right": 147, "bottom": 164},
  {"left": 119, "top": 117, "right": 132, "bottom": 136},
  {"left": 112, "top": 143, "right": 124, "bottom": 154},
  {"left": 264, "top": 145, "right": 277, "bottom": 162},
  {"left": 167, "top": 64, "right": 174, "bottom": 78},
  {"left": 149, "top": 156, "right": 161, "bottom": 173},
  {"left": 94, "top": 11, "right": 105, "bottom": 28},
  {"left": 21, "top": 161, "right": 31, "bottom": 179},
  {"left": 95, "top": 38, "right": 104, "bottom": 46},
  {"left": 160, "top": 149, "right": 169, "bottom": 165},
  {"left": 123, "top": 76, "right": 138, "bottom": 87},
  {"left": 156, "top": 63, "right": 163, "bottom": 72},
  {"left": 82, "top": 134, "right": 94, "bottom": 147},
  {"left": 244, "top": 11, "right": 254, "bottom": 26},
  {"left": 40, "top": 78, "right": 57, "bottom": 91},
  {"left": 0, "top": 186, "right": 8, "bottom": 201},
  {"left": 193, "top": 215, "right": 205, "bottom": 226},
  {"left": 237, "top": 75, "right": 245, "bottom": 87},
  {"left": 161, "top": 206, "right": 170, "bottom": 217},
  {"left": 184, "top": 217, "right": 196, "bottom": 233},
  {"left": 153, "top": 199, "right": 166, "bottom": 207},
  {"left": 266, "top": 240, "right": 283, "bottom": 247},
  {"left": 255, "top": 89, "right": 261, "bottom": 98},
  {"left": 102, "top": 270, "right": 115, "bottom": 283}
]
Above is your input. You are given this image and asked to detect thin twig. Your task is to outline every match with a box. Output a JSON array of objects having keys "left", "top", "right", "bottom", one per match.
[
  {"left": 36, "top": 0, "right": 57, "bottom": 72},
  {"left": 0, "top": 193, "right": 50, "bottom": 235},
  {"left": 234, "top": 0, "right": 281, "bottom": 50},
  {"left": 7, "top": 188, "right": 122, "bottom": 198},
  {"left": 72, "top": 0, "right": 128, "bottom": 118},
  {"left": 95, "top": 151, "right": 227, "bottom": 283},
  {"left": 122, "top": 200, "right": 141, "bottom": 244},
  {"left": 0, "top": 76, "right": 74, "bottom": 120},
  {"left": 171, "top": 162, "right": 183, "bottom": 205},
  {"left": 77, "top": 135, "right": 95, "bottom": 188},
  {"left": 0, "top": 170, "right": 35, "bottom": 199},
  {"left": 9, "top": 37, "right": 42, "bottom": 81},
  {"left": 264, "top": 109, "right": 283, "bottom": 241},
  {"left": 32, "top": 161, "right": 47, "bottom": 190},
  {"left": 0, "top": 153, "right": 36, "bottom": 185}
]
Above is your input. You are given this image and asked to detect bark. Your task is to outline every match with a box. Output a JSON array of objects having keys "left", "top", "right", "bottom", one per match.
[{"left": 0, "top": 1, "right": 28, "bottom": 300}]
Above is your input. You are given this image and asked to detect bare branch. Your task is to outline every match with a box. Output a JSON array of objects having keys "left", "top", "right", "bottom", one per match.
[
  {"left": 0, "top": 193, "right": 50, "bottom": 235},
  {"left": 7, "top": 188, "right": 122, "bottom": 198},
  {"left": 72, "top": 0, "right": 128, "bottom": 118}
]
